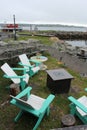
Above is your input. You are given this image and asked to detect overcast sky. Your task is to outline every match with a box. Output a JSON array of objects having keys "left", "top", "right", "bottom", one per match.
[{"left": 0, "top": 0, "right": 87, "bottom": 26}]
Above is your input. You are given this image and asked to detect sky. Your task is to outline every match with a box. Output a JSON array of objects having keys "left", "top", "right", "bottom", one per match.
[{"left": 0, "top": 0, "right": 87, "bottom": 26}]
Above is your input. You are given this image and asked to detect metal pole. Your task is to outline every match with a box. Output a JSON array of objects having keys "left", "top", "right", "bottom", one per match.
[{"left": 13, "top": 14, "right": 16, "bottom": 40}]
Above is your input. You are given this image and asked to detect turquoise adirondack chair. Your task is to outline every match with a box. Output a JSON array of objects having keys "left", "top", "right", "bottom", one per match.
[
  {"left": 68, "top": 95, "right": 87, "bottom": 124},
  {"left": 10, "top": 86, "right": 55, "bottom": 130},
  {"left": 18, "top": 54, "right": 41, "bottom": 77},
  {"left": 1, "top": 63, "right": 29, "bottom": 91}
]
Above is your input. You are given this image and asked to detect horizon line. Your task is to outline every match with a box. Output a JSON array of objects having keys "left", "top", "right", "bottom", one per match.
[{"left": 0, "top": 21, "right": 87, "bottom": 27}]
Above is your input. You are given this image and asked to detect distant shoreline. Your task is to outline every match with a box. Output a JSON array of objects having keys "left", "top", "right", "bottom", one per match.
[
  {"left": 0, "top": 23, "right": 87, "bottom": 32},
  {"left": 0, "top": 22, "right": 86, "bottom": 27}
]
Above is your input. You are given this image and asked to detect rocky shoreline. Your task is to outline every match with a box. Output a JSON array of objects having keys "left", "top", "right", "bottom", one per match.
[
  {"left": 18, "top": 31, "right": 87, "bottom": 40},
  {"left": 55, "top": 31, "right": 87, "bottom": 40},
  {"left": 47, "top": 45, "right": 87, "bottom": 75},
  {"left": 47, "top": 37, "right": 87, "bottom": 75}
]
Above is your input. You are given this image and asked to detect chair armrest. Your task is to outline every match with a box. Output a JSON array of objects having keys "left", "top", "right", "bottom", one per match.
[
  {"left": 40, "top": 94, "right": 55, "bottom": 113},
  {"left": 68, "top": 96, "right": 87, "bottom": 114},
  {"left": 30, "top": 59, "right": 41, "bottom": 64},
  {"left": 18, "top": 62, "right": 28, "bottom": 67},
  {"left": 18, "top": 62, "right": 33, "bottom": 68},
  {"left": 10, "top": 87, "right": 32, "bottom": 103},
  {"left": 12, "top": 68, "right": 26, "bottom": 71},
  {"left": 3, "top": 74, "right": 26, "bottom": 79},
  {"left": 12, "top": 67, "right": 27, "bottom": 74},
  {"left": 18, "top": 62, "right": 34, "bottom": 72}
]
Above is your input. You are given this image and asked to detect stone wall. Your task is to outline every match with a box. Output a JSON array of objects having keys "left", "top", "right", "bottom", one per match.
[{"left": 0, "top": 39, "right": 47, "bottom": 66}]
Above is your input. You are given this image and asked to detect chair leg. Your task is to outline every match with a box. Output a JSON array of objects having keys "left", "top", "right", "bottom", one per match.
[
  {"left": 14, "top": 110, "right": 23, "bottom": 122},
  {"left": 46, "top": 107, "right": 50, "bottom": 116},
  {"left": 33, "top": 108, "right": 50, "bottom": 130},
  {"left": 29, "top": 71, "right": 34, "bottom": 77},
  {"left": 33, "top": 113, "right": 45, "bottom": 130},
  {"left": 20, "top": 81, "right": 26, "bottom": 91}
]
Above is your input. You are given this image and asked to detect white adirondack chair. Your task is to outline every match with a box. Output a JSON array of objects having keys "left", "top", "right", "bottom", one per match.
[
  {"left": 1, "top": 63, "right": 29, "bottom": 91},
  {"left": 18, "top": 54, "right": 40, "bottom": 77}
]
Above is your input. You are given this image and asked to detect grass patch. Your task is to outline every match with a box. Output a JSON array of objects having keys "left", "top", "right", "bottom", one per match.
[
  {"left": 0, "top": 53, "right": 87, "bottom": 130},
  {"left": 18, "top": 35, "right": 53, "bottom": 45},
  {"left": 3, "top": 31, "right": 53, "bottom": 46}
]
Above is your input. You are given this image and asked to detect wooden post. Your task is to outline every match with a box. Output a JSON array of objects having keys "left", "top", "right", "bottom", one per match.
[{"left": 10, "top": 83, "right": 20, "bottom": 96}]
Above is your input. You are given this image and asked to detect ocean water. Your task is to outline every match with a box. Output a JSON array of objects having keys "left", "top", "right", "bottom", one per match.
[
  {"left": 65, "top": 40, "right": 87, "bottom": 47},
  {"left": 23, "top": 25, "right": 87, "bottom": 32}
]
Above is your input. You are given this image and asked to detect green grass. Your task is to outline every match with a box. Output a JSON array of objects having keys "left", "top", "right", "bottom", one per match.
[
  {"left": 18, "top": 35, "right": 53, "bottom": 45},
  {"left": 0, "top": 54, "right": 87, "bottom": 130},
  {"left": 3, "top": 31, "right": 53, "bottom": 45},
  {"left": 1, "top": 33, "right": 87, "bottom": 130},
  {"left": 4, "top": 35, "right": 53, "bottom": 46}
]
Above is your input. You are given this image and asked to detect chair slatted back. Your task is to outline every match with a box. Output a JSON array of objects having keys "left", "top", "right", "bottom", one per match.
[
  {"left": 1, "top": 63, "right": 20, "bottom": 84},
  {"left": 19, "top": 54, "right": 31, "bottom": 70}
]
